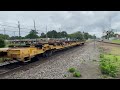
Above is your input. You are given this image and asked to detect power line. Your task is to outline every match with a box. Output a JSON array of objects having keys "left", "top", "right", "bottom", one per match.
[
  {"left": 0, "top": 24, "right": 18, "bottom": 28},
  {"left": 0, "top": 22, "right": 33, "bottom": 31},
  {"left": 0, "top": 29, "right": 29, "bottom": 33},
  {"left": 0, "top": 21, "right": 18, "bottom": 25}
]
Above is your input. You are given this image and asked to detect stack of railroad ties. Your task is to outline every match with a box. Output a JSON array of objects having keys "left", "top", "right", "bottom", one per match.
[{"left": 0, "top": 38, "right": 85, "bottom": 66}]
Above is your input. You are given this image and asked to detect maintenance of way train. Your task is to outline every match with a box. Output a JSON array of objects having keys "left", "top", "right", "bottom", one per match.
[{"left": 0, "top": 38, "right": 85, "bottom": 66}]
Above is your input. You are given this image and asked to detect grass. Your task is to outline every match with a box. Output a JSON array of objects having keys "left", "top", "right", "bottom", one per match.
[
  {"left": 100, "top": 54, "right": 104, "bottom": 58},
  {"left": 68, "top": 67, "right": 82, "bottom": 78},
  {"left": 100, "top": 45, "right": 120, "bottom": 55},
  {"left": 68, "top": 68, "right": 76, "bottom": 73},
  {"left": 111, "top": 40, "right": 120, "bottom": 44},
  {"left": 99, "top": 43, "right": 120, "bottom": 77},
  {"left": 110, "top": 47, "right": 120, "bottom": 55},
  {"left": 64, "top": 75, "right": 67, "bottom": 77},
  {"left": 73, "top": 71, "right": 81, "bottom": 77},
  {"left": 100, "top": 54, "right": 120, "bottom": 77}
]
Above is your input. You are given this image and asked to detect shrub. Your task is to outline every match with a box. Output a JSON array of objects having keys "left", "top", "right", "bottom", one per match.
[
  {"left": 68, "top": 68, "right": 76, "bottom": 73},
  {"left": 73, "top": 71, "right": 81, "bottom": 77},
  {"left": 0, "top": 38, "right": 5, "bottom": 48},
  {"left": 100, "top": 56, "right": 118, "bottom": 77}
]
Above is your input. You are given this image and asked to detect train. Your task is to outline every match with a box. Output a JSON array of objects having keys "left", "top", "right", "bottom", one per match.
[{"left": 0, "top": 38, "right": 85, "bottom": 65}]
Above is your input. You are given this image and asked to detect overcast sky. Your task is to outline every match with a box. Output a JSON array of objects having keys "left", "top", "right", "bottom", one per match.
[{"left": 0, "top": 11, "right": 120, "bottom": 37}]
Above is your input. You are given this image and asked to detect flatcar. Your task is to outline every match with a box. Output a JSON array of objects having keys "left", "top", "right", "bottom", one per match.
[{"left": 0, "top": 40, "right": 85, "bottom": 64}]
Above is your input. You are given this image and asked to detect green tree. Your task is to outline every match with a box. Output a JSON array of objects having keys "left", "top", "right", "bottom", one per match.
[
  {"left": 60, "top": 31, "right": 68, "bottom": 38},
  {"left": 45, "top": 30, "right": 68, "bottom": 38},
  {"left": 83, "top": 32, "right": 89, "bottom": 40},
  {"left": 40, "top": 32, "right": 46, "bottom": 38},
  {"left": 47, "top": 30, "right": 58, "bottom": 38},
  {"left": 0, "top": 34, "right": 9, "bottom": 40},
  {"left": 25, "top": 30, "right": 39, "bottom": 39},
  {"left": 0, "top": 38, "right": 5, "bottom": 48},
  {"left": 9, "top": 36, "right": 24, "bottom": 40},
  {"left": 104, "top": 30, "right": 115, "bottom": 40},
  {"left": 68, "top": 31, "right": 84, "bottom": 40}
]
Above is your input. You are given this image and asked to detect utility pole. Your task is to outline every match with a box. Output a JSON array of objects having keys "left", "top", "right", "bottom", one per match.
[
  {"left": 94, "top": 34, "right": 95, "bottom": 49},
  {"left": 13, "top": 31, "right": 16, "bottom": 40},
  {"left": 83, "top": 31, "right": 85, "bottom": 41},
  {"left": 4, "top": 28, "right": 6, "bottom": 40},
  {"left": 18, "top": 21, "right": 21, "bottom": 45},
  {"left": 14, "top": 31, "right": 16, "bottom": 37},
  {"left": 59, "top": 28, "right": 61, "bottom": 38},
  {"left": 46, "top": 25, "right": 48, "bottom": 39},
  {"left": 109, "top": 15, "right": 112, "bottom": 31},
  {"left": 82, "top": 25, "right": 85, "bottom": 41},
  {"left": 33, "top": 20, "right": 37, "bottom": 44},
  {"left": 4, "top": 28, "right": 5, "bottom": 35},
  {"left": 34, "top": 20, "right": 36, "bottom": 31},
  {"left": 18, "top": 21, "right": 20, "bottom": 39}
]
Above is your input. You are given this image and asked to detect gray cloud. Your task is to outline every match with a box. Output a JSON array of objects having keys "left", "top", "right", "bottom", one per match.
[{"left": 0, "top": 11, "right": 120, "bottom": 37}]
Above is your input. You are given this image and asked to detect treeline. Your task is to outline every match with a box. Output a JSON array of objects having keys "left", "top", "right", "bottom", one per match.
[{"left": 0, "top": 30, "right": 96, "bottom": 40}]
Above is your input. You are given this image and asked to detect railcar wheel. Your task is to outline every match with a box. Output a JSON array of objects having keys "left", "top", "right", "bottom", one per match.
[
  {"left": 31, "top": 55, "right": 39, "bottom": 62},
  {"left": 48, "top": 50, "right": 53, "bottom": 56},
  {"left": 34, "top": 55, "right": 39, "bottom": 61},
  {"left": 42, "top": 52, "right": 48, "bottom": 58}
]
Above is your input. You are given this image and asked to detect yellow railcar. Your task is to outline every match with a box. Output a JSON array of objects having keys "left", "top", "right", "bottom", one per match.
[
  {"left": 7, "top": 47, "right": 44, "bottom": 62},
  {"left": 0, "top": 41, "right": 85, "bottom": 63}
]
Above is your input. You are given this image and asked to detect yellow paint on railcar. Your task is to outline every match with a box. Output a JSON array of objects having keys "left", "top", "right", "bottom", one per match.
[
  {"left": 42, "top": 44, "right": 51, "bottom": 51},
  {"left": 4, "top": 41, "right": 84, "bottom": 62},
  {"left": 7, "top": 47, "right": 44, "bottom": 61},
  {"left": 54, "top": 45, "right": 64, "bottom": 50},
  {"left": 7, "top": 48, "right": 29, "bottom": 61}
]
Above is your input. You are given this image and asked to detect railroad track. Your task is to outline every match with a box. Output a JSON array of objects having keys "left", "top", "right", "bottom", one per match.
[
  {"left": 0, "top": 43, "right": 87, "bottom": 78},
  {"left": 97, "top": 41, "right": 120, "bottom": 45}
]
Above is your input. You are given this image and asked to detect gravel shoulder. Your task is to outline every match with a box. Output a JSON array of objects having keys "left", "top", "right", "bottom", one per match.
[{"left": 0, "top": 42, "right": 102, "bottom": 79}]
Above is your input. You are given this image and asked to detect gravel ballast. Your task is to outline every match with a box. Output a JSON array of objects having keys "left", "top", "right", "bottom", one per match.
[{"left": 0, "top": 42, "right": 102, "bottom": 79}]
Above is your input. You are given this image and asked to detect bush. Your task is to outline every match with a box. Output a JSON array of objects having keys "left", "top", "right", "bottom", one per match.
[
  {"left": 100, "top": 56, "right": 118, "bottom": 77},
  {"left": 68, "top": 68, "right": 76, "bottom": 73},
  {"left": 0, "top": 38, "right": 5, "bottom": 48},
  {"left": 73, "top": 71, "right": 81, "bottom": 77}
]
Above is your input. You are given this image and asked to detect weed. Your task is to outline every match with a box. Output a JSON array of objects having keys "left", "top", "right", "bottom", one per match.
[
  {"left": 100, "top": 54, "right": 119, "bottom": 77},
  {"left": 68, "top": 68, "right": 76, "bottom": 73},
  {"left": 73, "top": 71, "right": 81, "bottom": 77},
  {"left": 64, "top": 74, "right": 67, "bottom": 77}
]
